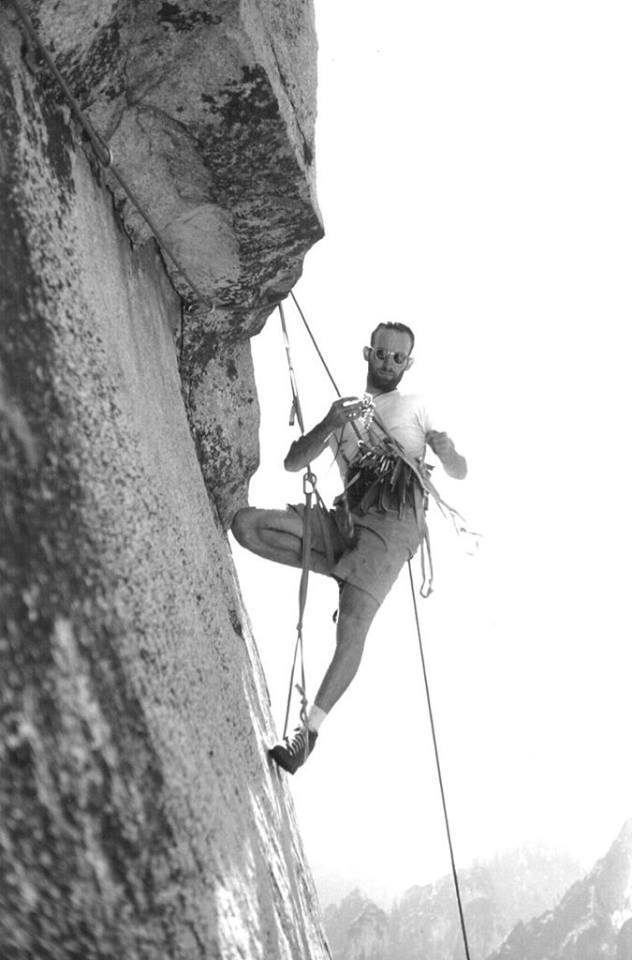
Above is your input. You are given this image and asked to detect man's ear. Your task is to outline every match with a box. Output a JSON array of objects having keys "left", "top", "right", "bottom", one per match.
[
  {"left": 405, "top": 356, "right": 415, "bottom": 370},
  {"left": 362, "top": 346, "right": 371, "bottom": 361}
]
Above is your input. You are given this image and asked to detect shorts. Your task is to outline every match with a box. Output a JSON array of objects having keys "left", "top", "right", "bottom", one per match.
[{"left": 288, "top": 501, "right": 422, "bottom": 606}]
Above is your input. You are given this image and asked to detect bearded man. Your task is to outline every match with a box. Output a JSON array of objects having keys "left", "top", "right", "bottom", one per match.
[{"left": 231, "top": 322, "right": 467, "bottom": 773}]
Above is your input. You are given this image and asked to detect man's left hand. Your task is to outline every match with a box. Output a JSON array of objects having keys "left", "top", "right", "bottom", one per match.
[
  {"left": 426, "top": 430, "right": 467, "bottom": 479},
  {"left": 426, "top": 430, "right": 454, "bottom": 459}
]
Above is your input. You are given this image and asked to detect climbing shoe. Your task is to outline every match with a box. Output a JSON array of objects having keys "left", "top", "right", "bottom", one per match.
[{"left": 269, "top": 725, "right": 318, "bottom": 775}]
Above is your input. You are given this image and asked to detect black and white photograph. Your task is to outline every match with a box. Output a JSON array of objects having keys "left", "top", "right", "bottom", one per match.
[{"left": 1, "top": 2, "right": 631, "bottom": 958}]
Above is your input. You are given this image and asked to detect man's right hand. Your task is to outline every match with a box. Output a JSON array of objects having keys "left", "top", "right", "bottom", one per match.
[
  {"left": 284, "top": 397, "right": 367, "bottom": 472},
  {"left": 325, "top": 397, "right": 365, "bottom": 430}
]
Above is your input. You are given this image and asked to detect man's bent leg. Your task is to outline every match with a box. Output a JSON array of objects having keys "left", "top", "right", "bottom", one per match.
[
  {"left": 313, "top": 583, "right": 380, "bottom": 714},
  {"left": 232, "top": 506, "right": 334, "bottom": 573}
]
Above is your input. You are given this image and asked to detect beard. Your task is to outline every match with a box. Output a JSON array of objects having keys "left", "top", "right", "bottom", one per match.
[{"left": 367, "top": 366, "right": 406, "bottom": 393}]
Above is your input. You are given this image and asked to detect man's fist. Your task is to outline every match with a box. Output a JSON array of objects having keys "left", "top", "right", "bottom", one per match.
[
  {"left": 426, "top": 430, "right": 467, "bottom": 479},
  {"left": 426, "top": 430, "right": 455, "bottom": 459},
  {"left": 325, "top": 397, "right": 365, "bottom": 429}
]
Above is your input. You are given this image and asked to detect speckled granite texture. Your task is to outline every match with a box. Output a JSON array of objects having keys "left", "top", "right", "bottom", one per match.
[
  {"left": 0, "top": 3, "right": 328, "bottom": 958},
  {"left": 9, "top": 0, "right": 323, "bottom": 523}
]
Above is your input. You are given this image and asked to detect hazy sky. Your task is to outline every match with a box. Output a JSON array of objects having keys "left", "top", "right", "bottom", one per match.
[{"left": 232, "top": 0, "right": 632, "bottom": 906}]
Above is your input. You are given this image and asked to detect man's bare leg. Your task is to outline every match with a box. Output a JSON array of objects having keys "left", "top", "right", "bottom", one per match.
[
  {"left": 270, "top": 583, "right": 380, "bottom": 774},
  {"left": 234, "top": 507, "right": 381, "bottom": 772},
  {"left": 313, "top": 583, "right": 380, "bottom": 713},
  {"left": 231, "top": 506, "right": 332, "bottom": 573}
]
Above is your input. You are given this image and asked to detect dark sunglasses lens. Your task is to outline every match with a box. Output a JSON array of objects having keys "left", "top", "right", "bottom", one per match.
[{"left": 371, "top": 347, "right": 408, "bottom": 364}]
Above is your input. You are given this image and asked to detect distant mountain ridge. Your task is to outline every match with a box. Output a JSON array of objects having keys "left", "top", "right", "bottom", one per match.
[
  {"left": 323, "top": 844, "right": 583, "bottom": 960},
  {"left": 489, "top": 820, "right": 632, "bottom": 960}
]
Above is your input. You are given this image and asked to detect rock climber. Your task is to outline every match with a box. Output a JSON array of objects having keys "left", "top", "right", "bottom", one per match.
[{"left": 231, "top": 322, "right": 467, "bottom": 773}]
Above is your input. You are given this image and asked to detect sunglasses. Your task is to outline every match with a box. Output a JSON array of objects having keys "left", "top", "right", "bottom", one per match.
[{"left": 365, "top": 346, "right": 411, "bottom": 366}]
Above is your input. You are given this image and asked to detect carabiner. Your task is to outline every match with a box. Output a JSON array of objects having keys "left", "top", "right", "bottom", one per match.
[{"left": 303, "top": 470, "right": 318, "bottom": 496}]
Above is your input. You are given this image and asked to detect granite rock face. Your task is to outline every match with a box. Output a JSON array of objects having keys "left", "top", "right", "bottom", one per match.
[
  {"left": 27, "top": 0, "right": 322, "bottom": 311},
  {"left": 13, "top": 0, "right": 323, "bottom": 523},
  {"left": 0, "top": 3, "right": 327, "bottom": 958}
]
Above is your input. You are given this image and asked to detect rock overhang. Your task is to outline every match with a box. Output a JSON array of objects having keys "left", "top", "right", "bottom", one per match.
[
  {"left": 23, "top": 0, "right": 323, "bottom": 325},
  {"left": 10, "top": 0, "right": 323, "bottom": 525}
]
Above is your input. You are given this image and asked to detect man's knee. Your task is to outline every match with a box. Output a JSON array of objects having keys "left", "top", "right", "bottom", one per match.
[
  {"left": 231, "top": 506, "right": 258, "bottom": 548},
  {"left": 338, "top": 583, "right": 380, "bottom": 631}
]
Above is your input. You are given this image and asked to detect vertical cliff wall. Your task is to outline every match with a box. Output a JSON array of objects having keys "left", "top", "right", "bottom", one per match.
[{"left": 0, "top": 2, "right": 327, "bottom": 957}]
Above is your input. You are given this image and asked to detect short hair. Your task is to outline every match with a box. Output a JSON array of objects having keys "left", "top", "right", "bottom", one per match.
[{"left": 370, "top": 322, "right": 415, "bottom": 351}]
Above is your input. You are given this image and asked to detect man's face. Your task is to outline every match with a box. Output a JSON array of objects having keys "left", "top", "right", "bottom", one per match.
[{"left": 363, "top": 327, "right": 414, "bottom": 393}]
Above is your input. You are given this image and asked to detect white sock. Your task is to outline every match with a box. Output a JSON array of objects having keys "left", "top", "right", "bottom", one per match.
[{"left": 307, "top": 705, "right": 328, "bottom": 733}]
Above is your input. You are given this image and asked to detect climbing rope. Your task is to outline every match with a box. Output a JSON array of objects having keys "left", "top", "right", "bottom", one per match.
[
  {"left": 278, "top": 303, "right": 324, "bottom": 741},
  {"left": 408, "top": 561, "right": 472, "bottom": 960},
  {"left": 8, "top": 0, "right": 213, "bottom": 311},
  {"left": 280, "top": 292, "right": 473, "bottom": 960},
  {"left": 279, "top": 301, "right": 308, "bottom": 433},
  {"left": 290, "top": 291, "right": 342, "bottom": 399}
]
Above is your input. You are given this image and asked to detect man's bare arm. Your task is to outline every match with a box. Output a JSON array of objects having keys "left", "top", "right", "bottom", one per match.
[
  {"left": 426, "top": 430, "right": 468, "bottom": 480},
  {"left": 284, "top": 397, "right": 364, "bottom": 472}
]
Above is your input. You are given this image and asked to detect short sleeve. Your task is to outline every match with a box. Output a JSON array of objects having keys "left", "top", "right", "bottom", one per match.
[{"left": 416, "top": 398, "right": 434, "bottom": 434}]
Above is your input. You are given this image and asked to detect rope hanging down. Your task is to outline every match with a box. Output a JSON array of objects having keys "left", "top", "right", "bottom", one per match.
[
  {"left": 280, "top": 294, "right": 473, "bottom": 960},
  {"left": 278, "top": 304, "right": 323, "bottom": 738},
  {"left": 8, "top": 0, "right": 213, "bottom": 311},
  {"left": 290, "top": 291, "right": 342, "bottom": 399},
  {"left": 408, "top": 561, "right": 473, "bottom": 960}
]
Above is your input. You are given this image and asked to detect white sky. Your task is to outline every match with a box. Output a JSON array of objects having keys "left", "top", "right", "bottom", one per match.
[{"left": 232, "top": 0, "right": 632, "bottom": 906}]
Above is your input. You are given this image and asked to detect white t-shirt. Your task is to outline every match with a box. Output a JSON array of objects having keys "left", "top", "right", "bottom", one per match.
[{"left": 328, "top": 390, "right": 434, "bottom": 480}]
